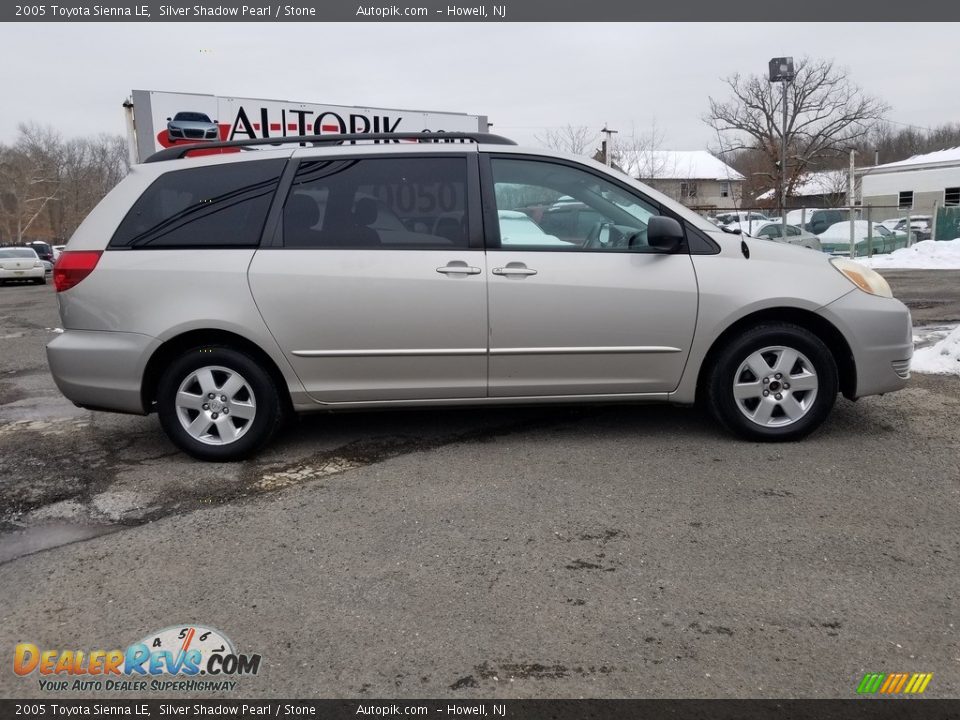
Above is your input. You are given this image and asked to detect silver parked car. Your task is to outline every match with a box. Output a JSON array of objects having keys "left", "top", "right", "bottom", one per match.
[
  {"left": 0, "top": 247, "right": 46, "bottom": 284},
  {"left": 166, "top": 111, "right": 219, "bottom": 142},
  {"left": 745, "top": 221, "right": 822, "bottom": 252},
  {"left": 47, "top": 133, "right": 912, "bottom": 461}
]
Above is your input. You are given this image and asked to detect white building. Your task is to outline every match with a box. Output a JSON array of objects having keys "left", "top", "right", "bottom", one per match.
[
  {"left": 757, "top": 170, "right": 851, "bottom": 208},
  {"left": 860, "top": 147, "right": 960, "bottom": 217},
  {"left": 619, "top": 150, "right": 744, "bottom": 211}
]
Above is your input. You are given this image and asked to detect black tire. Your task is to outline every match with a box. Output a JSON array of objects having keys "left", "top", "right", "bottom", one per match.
[
  {"left": 707, "top": 323, "right": 838, "bottom": 442},
  {"left": 35, "top": 276, "right": 46, "bottom": 285},
  {"left": 157, "top": 345, "right": 286, "bottom": 461}
]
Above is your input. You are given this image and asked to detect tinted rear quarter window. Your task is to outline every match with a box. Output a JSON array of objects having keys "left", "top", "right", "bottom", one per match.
[{"left": 110, "top": 159, "right": 285, "bottom": 249}]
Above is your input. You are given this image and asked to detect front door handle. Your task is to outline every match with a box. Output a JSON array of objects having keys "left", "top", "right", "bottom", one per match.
[
  {"left": 492, "top": 264, "right": 538, "bottom": 276},
  {"left": 436, "top": 262, "right": 482, "bottom": 275}
]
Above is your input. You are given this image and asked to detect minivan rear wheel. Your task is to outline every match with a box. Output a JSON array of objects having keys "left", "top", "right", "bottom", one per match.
[
  {"left": 157, "top": 346, "right": 285, "bottom": 461},
  {"left": 707, "top": 323, "right": 838, "bottom": 441}
]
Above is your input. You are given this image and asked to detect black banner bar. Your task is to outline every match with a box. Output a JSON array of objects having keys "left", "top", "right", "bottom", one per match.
[
  {"left": 2, "top": 699, "right": 960, "bottom": 719},
  {"left": 1, "top": 0, "right": 957, "bottom": 22}
]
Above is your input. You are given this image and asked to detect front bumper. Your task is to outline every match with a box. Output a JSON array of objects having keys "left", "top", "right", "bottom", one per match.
[
  {"left": 817, "top": 290, "right": 913, "bottom": 399},
  {"left": 46, "top": 329, "right": 160, "bottom": 414}
]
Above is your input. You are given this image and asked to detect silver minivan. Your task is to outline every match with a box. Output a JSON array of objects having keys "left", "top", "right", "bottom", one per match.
[{"left": 47, "top": 133, "right": 912, "bottom": 461}]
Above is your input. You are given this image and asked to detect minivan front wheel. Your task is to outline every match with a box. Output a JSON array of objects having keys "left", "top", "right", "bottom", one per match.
[
  {"left": 157, "top": 346, "right": 285, "bottom": 461},
  {"left": 707, "top": 324, "right": 838, "bottom": 441}
]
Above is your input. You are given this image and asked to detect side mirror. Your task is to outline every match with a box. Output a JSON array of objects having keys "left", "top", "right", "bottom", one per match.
[
  {"left": 166, "top": 117, "right": 172, "bottom": 121},
  {"left": 646, "top": 216, "right": 685, "bottom": 252}
]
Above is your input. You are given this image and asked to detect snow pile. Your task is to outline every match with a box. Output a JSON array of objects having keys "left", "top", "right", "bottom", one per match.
[
  {"left": 858, "top": 239, "right": 960, "bottom": 269},
  {"left": 912, "top": 324, "right": 960, "bottom": 375}
]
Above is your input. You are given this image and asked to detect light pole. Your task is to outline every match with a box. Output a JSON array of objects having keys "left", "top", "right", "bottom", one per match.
[
  {"left": 600, "top": 125, "right": 618, "bottom": 167},
  {"left": 769, "top": 57, "right": 795, "bottom": 235}
]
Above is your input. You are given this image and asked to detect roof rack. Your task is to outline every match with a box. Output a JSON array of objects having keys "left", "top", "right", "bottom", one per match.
[{"left": 144, "top": 132, "right": 517, "bottom": 163}]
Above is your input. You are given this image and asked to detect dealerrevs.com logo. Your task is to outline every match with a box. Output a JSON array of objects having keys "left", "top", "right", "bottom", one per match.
[{"left": 14, "top": 625, "right": 261, "bottom": 693}]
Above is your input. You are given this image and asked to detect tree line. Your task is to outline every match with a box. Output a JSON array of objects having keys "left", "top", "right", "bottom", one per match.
[{"left": 0, "top": 123, "right": 128, "bottom": 246}]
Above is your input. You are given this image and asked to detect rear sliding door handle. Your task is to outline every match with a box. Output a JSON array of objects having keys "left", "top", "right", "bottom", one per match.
[
  {"left": 436, "top": 262, "right": 482, "bottom": 275},
  {"left": 492, "top": 266, "right": 538, "bottom": 276}
]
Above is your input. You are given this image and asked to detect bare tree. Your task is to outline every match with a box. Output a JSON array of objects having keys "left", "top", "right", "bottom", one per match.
[
  {"left": 818, "top": 169, "right": 852, "bottom": 208},
  {"left": 0, "top": 123, "right": 128, "bottom": 245},
  {"left": 0, "top": 125, "right": 61, "bottom": 244},
  {"left": 609, "top": 121, "right": 665, "bottom": 179},
  {"left": 47, "top": 134, "right": 128, "bottom": 241},
  {"left": 535, "top": 125, "right": 595, "bottom": 156},
  {"left": 705, "top": 57, "right": 887, "bottom": 210}
]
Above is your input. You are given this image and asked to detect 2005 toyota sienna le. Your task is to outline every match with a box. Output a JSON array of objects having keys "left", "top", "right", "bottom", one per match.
[{"left": 47, "top": 132, "right": 912, "bottom": 461}]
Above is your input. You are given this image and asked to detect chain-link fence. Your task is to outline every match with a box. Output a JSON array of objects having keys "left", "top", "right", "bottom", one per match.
[
  {"left": 935, "top": 206, "right": 960, "bottom": 241},
  {"left": 699, "top": 204, "right": 944, "bottom": 258}
]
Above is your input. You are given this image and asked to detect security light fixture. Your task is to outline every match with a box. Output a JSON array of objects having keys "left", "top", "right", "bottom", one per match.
[{"left": 769, "top": 57, "right": 795, "bottom": 83}]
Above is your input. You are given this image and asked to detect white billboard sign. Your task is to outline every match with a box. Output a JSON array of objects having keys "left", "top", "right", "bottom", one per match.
[{"left": 128, "top": 90, "right": 488, "bottom": 162}]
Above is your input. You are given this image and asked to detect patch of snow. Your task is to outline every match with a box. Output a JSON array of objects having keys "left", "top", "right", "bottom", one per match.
[
  {"left": 756, "top": 170, "right": 848, "bottom": 201},
  {"left": 820, "top": 220, "right": 888, "bottom": 242},
  {"left": 871, "top": 146, "right": 960, "bottom": 171},
  {"left": 857, "top": 239, "right": 960, "bottom": 269},
  {"left": 913, "top": 325, "right": 955, "bottom": 349},
  {"left": 620, "top": 150, "right": 744, "bottom": 181},
  {"left": 912, "top": 324, "right": 960, "bottom": 375}
]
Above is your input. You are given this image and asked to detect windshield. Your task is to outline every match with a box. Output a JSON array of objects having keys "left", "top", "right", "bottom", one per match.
[
  {"left": 0, "top": 248, "right": 38, "bottom": 258},
  {"left": 173, "top": 112, "right": 212, "bottom": 122}
]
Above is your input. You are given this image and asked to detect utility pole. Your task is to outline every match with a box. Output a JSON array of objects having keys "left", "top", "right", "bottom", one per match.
[
  {"left": 768, "top": 57, "right": 795, "bottom": 234},
  {"left": 600, "top": 125, "right": 618, "bottom": 167},
  {"left": 849, "top": 149, "right": 857, "bottom": 258}
]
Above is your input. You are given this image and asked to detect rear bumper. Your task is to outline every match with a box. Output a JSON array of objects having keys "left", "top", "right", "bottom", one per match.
[
  {"left": 817, "top": 290, "right": 913, "bottom": 399},
  {"left": 0, "top": 266, "right": 45, "bottom": 280},
  {"left": 46, "top": 330, "right": 160, "bottom": 414}
]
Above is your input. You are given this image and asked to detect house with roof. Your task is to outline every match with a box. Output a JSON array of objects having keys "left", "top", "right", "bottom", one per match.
[
  {"left": 756, "top": 169, "right": 851, "bottom": 208},
  {"left": 859, "top": 147, "right": 960, "bottom": 218},
  {"left": 618, "top": 150, "right": 744, "bottom": 211}
]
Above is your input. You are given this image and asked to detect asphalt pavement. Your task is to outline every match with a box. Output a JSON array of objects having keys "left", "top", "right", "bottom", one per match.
[{"left": 0, "top": 273, "right": 958, "bottom": 699}]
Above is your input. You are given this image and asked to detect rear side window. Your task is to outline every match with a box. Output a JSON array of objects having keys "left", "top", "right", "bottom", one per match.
[
  {"left": 281, "top": 157, "right": 469, "bottom": 249},
  {"left": 110, "top": 159, "right": 285, "bottom": 248}
]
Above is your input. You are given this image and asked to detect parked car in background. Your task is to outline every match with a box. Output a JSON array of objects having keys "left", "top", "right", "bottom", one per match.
[
  {"left": 26, "top": 241, "right": 55, "bottom": 264},
  {"left": 886, "top": 216, "right": 932, "bottom": 241},
  {"left": 818, "top": 220, "right": 908, "bottom": 255},
  {"left": 166, "top": 111, "right": 220, "bottom": 142},
  {"left": 745, "top": 222, "right": 822, "bottom": 251},
  {"left": 53, "top": 244, "right": 66, "bottom": 260},
  {"left": 803, "top": 209, "right": 850, "bottom": 236},
  {"left": 0, "top": 247, "right": 46, "bottom": 285},
  {"left": 498, "top": 211, "right": 569, "bottom": 246},
  {"left": 713, "top": 211, "right": 769, "bottom": 232}
]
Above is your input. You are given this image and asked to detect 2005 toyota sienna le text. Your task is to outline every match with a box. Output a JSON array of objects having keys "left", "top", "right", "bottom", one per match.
[{"left": 46, "top": 133, "right": 912, "bottom": 461}]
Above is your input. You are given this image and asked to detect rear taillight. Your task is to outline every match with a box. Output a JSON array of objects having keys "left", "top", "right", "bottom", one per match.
[{"left": 54, "top": 251, "right": 103, "bottom": 292}]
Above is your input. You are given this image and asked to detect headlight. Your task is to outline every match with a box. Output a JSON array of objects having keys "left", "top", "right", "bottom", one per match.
[{"left": 830, "top": 258, "right": 893, "bottom": 298}]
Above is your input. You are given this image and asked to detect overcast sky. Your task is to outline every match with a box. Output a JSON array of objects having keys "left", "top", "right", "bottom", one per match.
[{"left": 1, "top": 23, "right": 956, "bottom": 152}]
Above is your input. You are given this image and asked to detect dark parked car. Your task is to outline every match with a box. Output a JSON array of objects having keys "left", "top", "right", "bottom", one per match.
[
  {"left": 27, "top": 241, "right": 55, "bottom": 264},
  {"left": 804, "top": 209, "right": 850, "bottom": 236}
]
